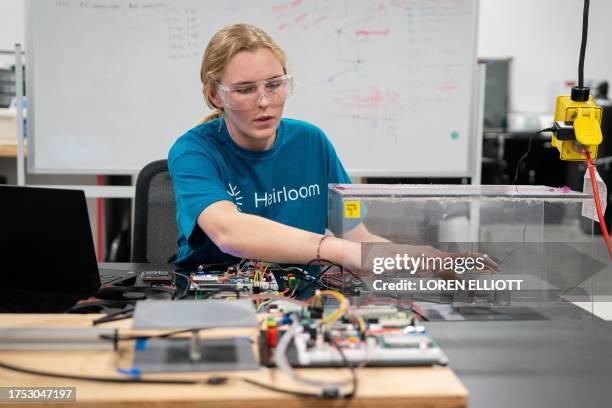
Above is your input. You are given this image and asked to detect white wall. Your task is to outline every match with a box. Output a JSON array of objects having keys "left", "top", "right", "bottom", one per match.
[
  {"left": 0, "top": 0, "right": 24, "bottom": 67},
  {"left": 479, "top": 0, "right": 612, "bottom": 113}
]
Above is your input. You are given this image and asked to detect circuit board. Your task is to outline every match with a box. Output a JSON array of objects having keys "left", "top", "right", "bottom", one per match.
[
  {"left": 289, "top": 322, "right": 448, "bottom": 367},
  {"left": 260, "top": 296, "right": 448, "bottom": 368},
  {"left": 188, "top": 261, "right": 293, "bottom": 299},
  {"left": 185, "top": 260, "right": 364, "bottom": 300}
]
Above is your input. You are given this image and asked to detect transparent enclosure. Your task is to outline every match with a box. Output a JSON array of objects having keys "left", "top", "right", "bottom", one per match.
[{"left": 328, "top": 184, "right": 611, "bottom": 321}]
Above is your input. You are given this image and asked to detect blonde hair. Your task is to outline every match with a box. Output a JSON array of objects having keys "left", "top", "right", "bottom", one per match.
[{"left": 199, "top": 24, "right": 288, "bottom": 123}]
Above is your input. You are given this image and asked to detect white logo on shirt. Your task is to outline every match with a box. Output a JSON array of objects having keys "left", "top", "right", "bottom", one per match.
[
  {"left": 227, "top": 183, "right": 243, "bottom": 211},
  {"left": 254, "top": 184, "right": 321, "bottom": 208}
]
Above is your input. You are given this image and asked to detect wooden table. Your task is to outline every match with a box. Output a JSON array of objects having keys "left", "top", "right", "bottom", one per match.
[
  {"left": 0, "top": 314, "right": 468, "bottom": 407},
  {"left": 0, "top": 142, "right": 21, "bottom": 158}
]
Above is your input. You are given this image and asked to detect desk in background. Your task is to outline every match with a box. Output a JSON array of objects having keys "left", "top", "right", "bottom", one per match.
[
  {"left": 0, "top": 142, "right": 23, "bottom": 158},
  {"left": 0, "top": 108, "right": 19, "bottom": 158},
  {"left": 483, "top": 128, "right": 612, "bottom": 230},
  {"left": 0, "top": 107, "right": 20, "bottom": 183},
  {"left": 481, "top": 130, "right": 568, "bottom": 185}
]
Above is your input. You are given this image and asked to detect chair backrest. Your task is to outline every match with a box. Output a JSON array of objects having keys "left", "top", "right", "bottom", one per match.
[{"left": 132, "top": 159, "right": 178, "bottom": 264}]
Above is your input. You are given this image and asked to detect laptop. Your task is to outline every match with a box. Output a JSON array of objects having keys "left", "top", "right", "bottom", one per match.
[{"left": 0, "top": 185, "right": 133, "bottom": 312}]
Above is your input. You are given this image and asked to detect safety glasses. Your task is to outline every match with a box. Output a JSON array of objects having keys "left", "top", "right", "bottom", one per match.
[{"left": 214, "top": 74, "right": 293, "bottom": 111}]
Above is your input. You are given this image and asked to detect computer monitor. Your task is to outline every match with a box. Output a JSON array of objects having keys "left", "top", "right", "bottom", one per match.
[
  {"left": 0, "top": 185, "right": 101, "bottom": 312},
  {"left": 480, "top": 58, "right": 511, "bottom": 131}
]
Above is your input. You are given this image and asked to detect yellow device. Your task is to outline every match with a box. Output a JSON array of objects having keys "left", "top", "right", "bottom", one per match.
[{"left": 551, "top": 92, "right": 603, "bottom": 161}]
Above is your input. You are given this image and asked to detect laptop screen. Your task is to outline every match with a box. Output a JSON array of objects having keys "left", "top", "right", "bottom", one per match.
[{"left": 0, "top": 186, "right": 101, "bottom": 312}]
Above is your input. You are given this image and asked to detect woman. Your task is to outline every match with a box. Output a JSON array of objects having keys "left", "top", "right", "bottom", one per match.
[{"left": 168, "top": 23, "right": 380, "bottom": 270}]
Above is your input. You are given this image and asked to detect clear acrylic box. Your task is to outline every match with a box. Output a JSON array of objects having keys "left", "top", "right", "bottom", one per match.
[{"left": 328, "top": 184, "right": 611, "bottom": 320}]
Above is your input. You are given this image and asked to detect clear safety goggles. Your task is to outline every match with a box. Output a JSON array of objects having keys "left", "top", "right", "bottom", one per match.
[{"left": 214, "top": 74, "right": 293, "bottom": 111}]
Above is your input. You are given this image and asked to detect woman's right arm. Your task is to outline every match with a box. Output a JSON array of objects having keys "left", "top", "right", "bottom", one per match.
[{"left": 198, "top": 200, "right": 361, "bottom": 270}]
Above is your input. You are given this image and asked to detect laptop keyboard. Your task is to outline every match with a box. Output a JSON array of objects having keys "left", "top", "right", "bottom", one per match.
[{"left": 100, "top": 273, "right": 120, "bottom": 285}]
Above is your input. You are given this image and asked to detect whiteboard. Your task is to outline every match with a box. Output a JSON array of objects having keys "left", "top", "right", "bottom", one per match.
[{"left": 26, "top": 0, "right": 479, "bottom": 176}]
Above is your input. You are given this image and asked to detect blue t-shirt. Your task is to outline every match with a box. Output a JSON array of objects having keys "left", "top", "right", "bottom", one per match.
[{"left": 168, "top": 117, "right": 351, "bottom": 267}]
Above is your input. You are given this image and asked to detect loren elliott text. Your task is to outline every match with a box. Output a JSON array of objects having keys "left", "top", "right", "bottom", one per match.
[{"left": 372, "top": 279, "right": 523, "bottom": 291}]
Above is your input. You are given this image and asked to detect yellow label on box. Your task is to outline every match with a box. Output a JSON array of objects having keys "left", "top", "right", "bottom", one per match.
[{"left": 344, "top": 201, "right": 361, "bottom": 218}]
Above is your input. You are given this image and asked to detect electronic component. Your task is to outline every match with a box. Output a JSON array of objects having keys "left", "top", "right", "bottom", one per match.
[
  {"left": 290, "top": 326, "right": 447, "bottom": 367},
  {"left": 189, "top": 270, "right": 278, "bottom": 294},
  {"left": 133, "top": 337, "right": 259, "bottom": 373},
  {"left": 182, "top": 260, "right": 349, "bottom": 300},
  {"left": 187, "top": 262, "right": 292, "bottom": 299},
  {"left": 266, "top": 318, "right": 278, "bottom": 349},
  {"left": 263, "top": 290, "right": 448, "bottom": 371},
  {"left": 135, "top": 270, "right": 174, "bottom": 287},
  {"left": 352, "top": 305, "right": 399, "bottom": 321},
  {"left": 549, "top": 0, "right": 603, "bottom": 160},
  {"left": 551, "top": 94, "right": 602, "bottom": 160},
  {"left": 309, "top": 291, "right": 324, "bottom": 319}
]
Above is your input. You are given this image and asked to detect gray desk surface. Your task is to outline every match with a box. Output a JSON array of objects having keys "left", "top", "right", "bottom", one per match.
[
  {"left": 428, "top": 319, "right": 612, "bottom": 408},
  {"left": 101, "top": 263, "right": 612, "bottom": 407}
]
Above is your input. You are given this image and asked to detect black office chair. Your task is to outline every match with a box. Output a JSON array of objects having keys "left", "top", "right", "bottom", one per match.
[{"left": 132, "top": 159, "right": 178, "bottom": 264}]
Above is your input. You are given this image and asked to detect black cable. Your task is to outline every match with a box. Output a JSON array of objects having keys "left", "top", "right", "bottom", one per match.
[
  {"left": 512, "top": 128, "right": 554, "bottom": 185},
  {"left": 381, "top": 294, "right": 429, "bottom": 321},
  {"left": 303, "top": 258, "right": 343, "bottom": 271},
  {"left": 92, "top": 306, "right": 135, "bottom": 325},
  {"left": 169, "top": 271, "right": 191, "bottom": 300},
  {"left": 0, "top": 361, "right": 205, "bottom": 385},
  {"left": 298, "top": 265, "right": 335, "bottom": 294},
  {"left": 68, "top": 299, "right": 132, "bottom": 314},
  {"left": 301, "top": 258, "right": 366, "bottom": 294},
  {"left": 332, "top": 343, "right": 358, "bottom": 399},
  {"left": 507, "top": 125, "right": 554, "bottom": 267},
  {"left": 512, "top": 132, "right": 535, "bottom": 185},
  {"left": 578, "top": 0, "right": 590, "bottom": 88},
  {"left": 99, "top": 327, "right": 211, "bottom": 342},
  {"left": 240, "top": 378, "right": 320, "bottom": 398},
  {"left": 93, "top": 311, "right": 134, "bottom": 326},
  {"left": 498, "top": 209, "right": 530, "bottom": 267},
  {"left": 321, "top": 264, "right": 334, "bottom": 274},
  {"left": 410, "top": 306, "right": 430, "bottom": 322},
  {"left": 0, "top": 361, "right": 346, "bottom": 398},
  {"left": 279, "top": 258, "right": 336, "bottom": 297}
]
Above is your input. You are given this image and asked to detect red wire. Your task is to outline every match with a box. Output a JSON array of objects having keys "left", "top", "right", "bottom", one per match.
[{"left": 582, "top": 149, "right": 612, "bottom": 261}]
